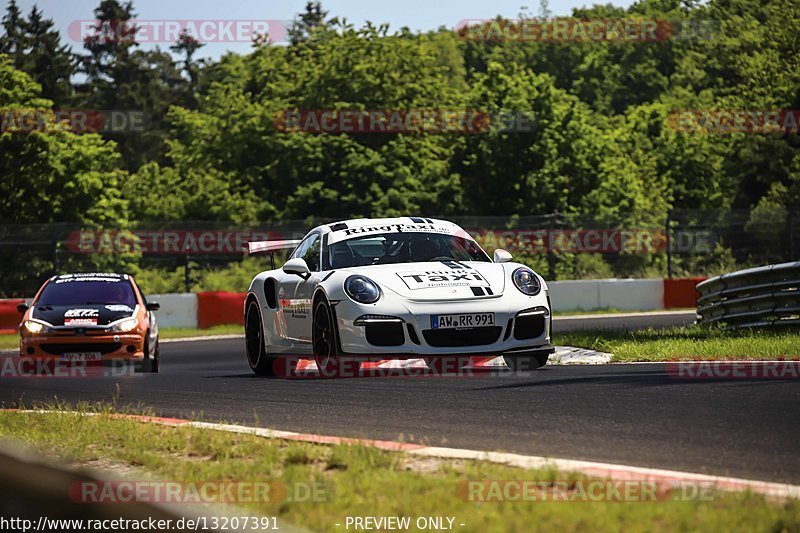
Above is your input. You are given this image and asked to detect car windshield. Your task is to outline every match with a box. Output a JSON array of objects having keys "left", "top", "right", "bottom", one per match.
[
  {"left": 325, "top": 232, "right": 491, "bottom": 269},
  {"left": 37, "top": 280, "right": 137, "bottom": 307}
]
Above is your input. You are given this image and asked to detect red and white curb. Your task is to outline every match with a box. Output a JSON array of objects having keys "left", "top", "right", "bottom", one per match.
[
  {"left": 292, "top": 347, "right": 612, "bottom": 372},
  {"left": 5, "top": 410, "right": 798, "bottom": 501}
]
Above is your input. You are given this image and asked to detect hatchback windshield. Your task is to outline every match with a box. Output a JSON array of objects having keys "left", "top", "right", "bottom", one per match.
[
  {"left": 326, "top": 232, "right": 490, "bottom": 269},
  {"left": 37, "top": 280, "right": 137, "bottom": 307}
]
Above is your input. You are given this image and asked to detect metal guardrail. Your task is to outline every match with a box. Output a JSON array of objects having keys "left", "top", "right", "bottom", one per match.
[{"left": 696, "top": 261, "right": 800, "bottom": 328}]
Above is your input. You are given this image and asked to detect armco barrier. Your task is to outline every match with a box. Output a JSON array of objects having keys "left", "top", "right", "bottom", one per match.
[
  {"left": 696, "top": 262, "right": 800, "bottom": 328},
  {"left": 197, "top": 291, "right": 246, "bottom": 329},
  {"left": 0, "top": 298, "right": 24, "bottom": 334},
  {"left": 149, "top": 293, "right": 198, "bottom": 329}
]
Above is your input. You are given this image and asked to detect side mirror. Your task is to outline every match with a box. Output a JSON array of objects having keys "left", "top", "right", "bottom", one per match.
[
  {"left": 283, "top": 258, "right": 311, "bottom": 278},
  {"left": 146, "top": 302, "right": 160, "bottom": 311},
  {"left": 493, "top": 249, "right": 513, "bottom": 263},
  {"left": 16, "top": 303, "right": 28, "bottom": 313}
]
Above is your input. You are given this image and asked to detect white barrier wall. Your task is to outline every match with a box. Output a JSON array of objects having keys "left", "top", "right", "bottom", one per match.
[
  {"left": 548, "top": 279, "right": 664, "bottom": 312},
  {"left": 547, "top": 280, "right": 601, "bottom": 312},
  {"left": 1, "top": 279, "right": 670, "bottom": 331},
  {"left": 148, "top": 293, "right": 198, "bottom": 328}
]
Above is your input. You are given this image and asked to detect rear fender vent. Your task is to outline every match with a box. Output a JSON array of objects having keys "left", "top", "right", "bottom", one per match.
[{"left": 264, "top": 278, "right": 277, "bottom": 309}]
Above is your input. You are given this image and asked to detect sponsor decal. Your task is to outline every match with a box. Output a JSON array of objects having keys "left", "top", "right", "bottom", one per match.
[
  {"left": 64, "top": 309, "right": 100, "bottom": 318},
  {"left": 64, "top": 318, "right": 98, "bottom": 326},
  {"left": 64, "top": 309, "right": 100, "bottom": 326},
  {"left": 329, "top": 224, "right": 456, "bottom": 244},
  {"left": 105, "top": 304, "right": 133, "bottom": 312},
  {"left": 398, "top": 270, "right": 490, "bottom": 290}
]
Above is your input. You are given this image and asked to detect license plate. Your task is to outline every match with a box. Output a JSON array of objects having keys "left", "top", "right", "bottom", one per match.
[
  {"left": 430, "top": 313, "right": 495, "bottom": 329},
  {"left": 61, "top": 352, "right": 102, "bottom": 361}
]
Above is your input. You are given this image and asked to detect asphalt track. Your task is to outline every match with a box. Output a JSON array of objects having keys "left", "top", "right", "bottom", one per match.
[{"left": 1, "top": 330, "right": 798, "bottom": 486}]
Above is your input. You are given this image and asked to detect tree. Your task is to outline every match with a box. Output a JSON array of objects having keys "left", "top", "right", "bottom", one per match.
[
  {"left": 288, "top": 1, "right": 332, "bottom": 45},
  {"left": 170, "top": 28, "right": 204, "bottom": 103},
  {"left": 76, "top": 0, "right": 185, "bottom": 170},
  {"left": 0, "top": 1, "right": 74, "bottom": 105}
]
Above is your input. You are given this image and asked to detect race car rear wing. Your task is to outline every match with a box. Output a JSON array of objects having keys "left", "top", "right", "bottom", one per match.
[
  {"left": 243, "top": 240, "right": 302, "bottom": 255},
  {"left": 244, "top": 239, "right": 303, "bottom": 269}
]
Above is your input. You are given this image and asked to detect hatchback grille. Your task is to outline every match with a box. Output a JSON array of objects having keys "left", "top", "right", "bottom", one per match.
[{"left": 40, "top": 343, "right": 121, "bottom": 355}]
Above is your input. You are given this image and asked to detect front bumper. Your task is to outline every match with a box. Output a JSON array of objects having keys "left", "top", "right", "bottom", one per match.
[
  {"left": 333, "top": 293, "right": 552, "bottom": 357},
  {"left": 19, "top": 331, "right": 146, "bottom": 361}
]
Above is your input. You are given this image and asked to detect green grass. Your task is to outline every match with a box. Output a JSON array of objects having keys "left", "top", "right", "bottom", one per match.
[
  {"left": 0, "top": 325, "right": 242, "bottom": 351},
  {"left": 157, "top": 324, "right": 242, "bottom": 339},
  {"left": 552, "top": 307, "right": 696, "bottom": 316},
  {"left": 0, "top": 406, "right": 797, "bottom": 532},
  {"left": 555, "top": 326, "right": 800, "bottom": 362}
]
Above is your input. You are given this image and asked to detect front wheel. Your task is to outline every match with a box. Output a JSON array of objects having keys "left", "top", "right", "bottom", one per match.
[
  {"left": 503, "top": 353, "right": 549, "bottom": 372},
  {"left": 140, "top": 333, "right": 159, "bottom": 373},
  {"left": 246, "top": 298, "right": 277, "bottom": 376},
  {"left": 313, "top": 299, "right": 341, "bottom": 376}
]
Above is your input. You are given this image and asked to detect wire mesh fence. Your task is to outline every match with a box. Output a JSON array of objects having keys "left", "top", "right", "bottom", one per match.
[{"left": 1, "top": 210, "right": 797, "bottom": 297}]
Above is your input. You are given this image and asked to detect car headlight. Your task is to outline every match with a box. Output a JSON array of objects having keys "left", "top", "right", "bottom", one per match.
[
  {"left": 512, "top": 267, "right": 541, "bottom": 296},
  {"left": 112, "top": 317, "right": 139, "bottom": 332},
  {"left": 22, "top": 320, "right": 46, "bottom": 334},
  {"left": 344, "top": 275, "right": 381, "bottom": 304}
]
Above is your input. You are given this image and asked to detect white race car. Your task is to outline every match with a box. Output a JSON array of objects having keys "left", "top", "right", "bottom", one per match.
[{"left": 244, "top": 217, "right": 554, "bottom": 376}]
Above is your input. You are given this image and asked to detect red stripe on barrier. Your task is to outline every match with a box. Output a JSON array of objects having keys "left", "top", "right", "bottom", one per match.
[
  {"left": 196, "top": 291, "right": 246, "bottom": 329},
  {"left": 0, "top": 299, "right": 24, "bottom": 332},
  {"left": 663, "top": 277, "right": 706, "bottom": 309}
]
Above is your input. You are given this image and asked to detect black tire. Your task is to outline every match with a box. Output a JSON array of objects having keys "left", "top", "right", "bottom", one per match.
[
  {"left": 246, "top": 298, "right": 277, "bottom": 376},
  {"left": 140, "top": 332, "right": 159, "bottom": 373},
  {"left": 313, "top": 299, "right": 340, "bottom": 376},
  {"left": 503, "top": 353, "right": 549, "bottom": 372}
]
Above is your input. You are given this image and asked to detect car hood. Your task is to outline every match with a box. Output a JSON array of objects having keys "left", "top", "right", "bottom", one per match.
[
  {"left": 340, "top": 261, "right": 506, "bottom": 301},
  {"left": 31, "top": 303, "right": 137, "bottom": 327}
]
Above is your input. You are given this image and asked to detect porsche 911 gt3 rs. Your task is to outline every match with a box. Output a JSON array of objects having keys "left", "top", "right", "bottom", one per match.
[{"left": 244, "top": 217, "right": 554, "bottom": 376}]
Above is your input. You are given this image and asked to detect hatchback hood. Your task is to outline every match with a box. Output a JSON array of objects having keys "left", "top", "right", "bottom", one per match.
[
  {"left": 343, "top": 261, "right": 506, "bottom": 301},
  {"left": 31, "top": 303, "right": 136, "bottom": 327}
]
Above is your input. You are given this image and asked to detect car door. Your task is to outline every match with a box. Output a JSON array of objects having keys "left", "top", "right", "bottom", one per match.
[{"left": 277, "top": 232, "right": 322, "bottom": 350}]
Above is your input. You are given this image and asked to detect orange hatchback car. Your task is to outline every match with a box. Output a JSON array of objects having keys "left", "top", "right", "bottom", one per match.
[{"left": 18, "top": 273, "right": 160, "bottom": 372}]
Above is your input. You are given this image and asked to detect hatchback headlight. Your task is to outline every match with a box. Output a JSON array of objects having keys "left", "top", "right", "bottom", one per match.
[
  {"left": 22, "top": 320, "right": 46, "bottom": 334},
  {"left": 512, "top": 267, "right": 541, "bottom": 296},
  {"left": 112, "top": 317, "right": 139, "bottom": 332},
  {"left": 344, "top": 275, "right": 381, "bottom": 304}
]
